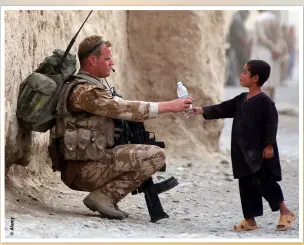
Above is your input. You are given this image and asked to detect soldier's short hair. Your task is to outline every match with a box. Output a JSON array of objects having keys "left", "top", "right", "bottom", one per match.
[{"left": 78, "top": 35, "right": 112, "bottom": 61}]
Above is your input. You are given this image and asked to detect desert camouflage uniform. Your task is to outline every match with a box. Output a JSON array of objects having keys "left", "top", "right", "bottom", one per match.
[{"left": 58, "top": 72, "right": 165, "bottom": 204}]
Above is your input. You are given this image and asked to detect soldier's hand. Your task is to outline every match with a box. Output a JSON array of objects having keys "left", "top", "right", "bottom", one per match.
[
  {"left": 170, "top": 97, "right": 194, "bottom": 112},
  {"left": 158, "top": 97, "right": 193, "bottom": 113}
]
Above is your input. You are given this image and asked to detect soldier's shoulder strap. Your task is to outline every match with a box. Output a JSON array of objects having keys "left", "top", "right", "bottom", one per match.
[{"left": 73, "top": 73, "right": 107, "bottom": 89}]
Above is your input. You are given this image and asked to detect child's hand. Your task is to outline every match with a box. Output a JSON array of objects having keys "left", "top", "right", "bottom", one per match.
[
  {"left": 192, "top": 106, "right": 203, "bottom": 116},
  {"left": 262, "top": 144, "right": 274, "bottom": 159}
]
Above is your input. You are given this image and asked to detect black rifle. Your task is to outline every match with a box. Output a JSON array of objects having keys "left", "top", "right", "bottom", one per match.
[{"left": 110, "top": 89, "right": 179, "bottom": 223}]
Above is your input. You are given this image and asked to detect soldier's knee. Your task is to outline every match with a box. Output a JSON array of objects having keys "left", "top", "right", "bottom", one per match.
[{"left": 149, "top": 145, "right": 166, "bottom": 169}]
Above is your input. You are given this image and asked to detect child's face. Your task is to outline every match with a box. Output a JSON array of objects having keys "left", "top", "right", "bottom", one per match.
[{"left": 239, "top": 64, "right": 258, "bottom": 87}]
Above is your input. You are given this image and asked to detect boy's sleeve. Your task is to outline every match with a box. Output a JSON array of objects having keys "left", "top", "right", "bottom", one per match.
[
  {"left": 202, "top": 94, "right": 243, "bottom": 119},
  {"left": 68, "top": 83, "right": 158, "bottom": 121},
  {"left": 263, "top": 99, "right": 278, "bottom": 145}
]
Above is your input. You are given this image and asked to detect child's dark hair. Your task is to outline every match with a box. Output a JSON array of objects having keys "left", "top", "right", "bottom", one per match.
[{"left": 246, "top": 60, "right": 271, "bottom": 86}]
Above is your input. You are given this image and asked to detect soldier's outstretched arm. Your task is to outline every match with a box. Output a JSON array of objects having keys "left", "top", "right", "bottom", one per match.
[{"left": 68, "top": 83, "right": 193, "bottom": 122}]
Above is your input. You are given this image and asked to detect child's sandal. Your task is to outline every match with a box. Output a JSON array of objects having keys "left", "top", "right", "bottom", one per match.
[
  {"left": 276, "top": 212, "right": 296, "bottom": 231},
  {"left": 233, "top": 220, "right": 259, "bottom": 232}
]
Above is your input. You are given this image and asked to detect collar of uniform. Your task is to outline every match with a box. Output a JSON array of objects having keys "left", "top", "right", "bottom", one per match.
[
  {"left": 78, "top": 70, "right": 101, "bottom": 81},
  {"left": 77, "top": 70, "right": 108, "bottom": 88}
]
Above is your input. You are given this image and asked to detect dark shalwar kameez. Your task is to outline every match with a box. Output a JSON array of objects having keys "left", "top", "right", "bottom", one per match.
[{"left": 203, "top": 92, "right": 284, "bottom": 218}]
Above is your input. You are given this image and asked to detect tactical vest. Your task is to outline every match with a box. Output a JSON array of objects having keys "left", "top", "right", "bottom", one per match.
[{"left": 56, "top": 73, "right": 115, "bottom": 162}]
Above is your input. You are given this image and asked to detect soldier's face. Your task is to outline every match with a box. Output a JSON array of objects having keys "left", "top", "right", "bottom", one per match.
[{"left": 95, "top": 45, "right": 114, "bottom": 78}]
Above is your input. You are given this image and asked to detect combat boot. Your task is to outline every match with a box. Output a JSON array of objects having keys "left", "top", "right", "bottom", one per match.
[
  {"left": 83, "top": 190, "right": 125, "bottom": 220},
  {"left": 114, "top": 203, "right": 129, "bottom": 218}
]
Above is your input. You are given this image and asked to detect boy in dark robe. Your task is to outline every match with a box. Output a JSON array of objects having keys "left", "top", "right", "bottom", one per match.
[{"left": 193, "top": 60, "right": 296, "bottom": 231}]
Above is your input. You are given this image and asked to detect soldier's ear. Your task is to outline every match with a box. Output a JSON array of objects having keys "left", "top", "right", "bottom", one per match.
[{"left": 87, "top": 55, "right": 97, "bottom": 66}]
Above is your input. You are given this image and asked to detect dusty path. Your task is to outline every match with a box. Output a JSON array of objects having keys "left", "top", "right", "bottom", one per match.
[{"left": 4, "top": 80, "right": 300, "bottom": 240}]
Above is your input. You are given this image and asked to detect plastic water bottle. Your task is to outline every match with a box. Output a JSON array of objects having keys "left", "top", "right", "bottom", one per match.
[{"left": 177, "top": 81, "right": 193, "bottom": 118}]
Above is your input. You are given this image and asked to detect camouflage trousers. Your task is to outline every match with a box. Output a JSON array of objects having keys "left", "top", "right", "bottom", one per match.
[{"left": 72, "top": 144, "right": 166, "bottom": 203}]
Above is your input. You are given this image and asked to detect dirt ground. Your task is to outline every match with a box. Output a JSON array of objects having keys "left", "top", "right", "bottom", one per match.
[{"left": 4, "top": 78, "right": 300, "bottom": 241}]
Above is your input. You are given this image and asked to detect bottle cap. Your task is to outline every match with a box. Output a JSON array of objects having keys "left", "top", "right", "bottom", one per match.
[{"left": 177, "top": 81, "right": 183, "bottom": 86}]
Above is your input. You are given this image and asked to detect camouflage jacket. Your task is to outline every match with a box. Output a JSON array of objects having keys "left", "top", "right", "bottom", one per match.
[{"left": 57, "top": 72, "right": 158, "bottom": 186}]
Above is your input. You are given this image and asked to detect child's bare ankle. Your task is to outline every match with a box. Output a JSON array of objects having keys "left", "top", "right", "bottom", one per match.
[
  {"left": 245, "top": 218, "right": 257, "bottom": 226},
  {"left": 280, "top": 209, "right": 293, "bottom": 216}
]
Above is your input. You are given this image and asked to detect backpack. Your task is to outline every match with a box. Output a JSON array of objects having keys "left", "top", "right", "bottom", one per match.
[
  {"left": 16, "top": 11, "right": 93, "bottom": 133},
  {"left": 16, "top": 49, "right": 77, "bottom": 132}
]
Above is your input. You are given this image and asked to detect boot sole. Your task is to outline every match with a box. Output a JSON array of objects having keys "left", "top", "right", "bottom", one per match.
[{"left": 83, "top": 197, "right": 124, "bottom": 220}]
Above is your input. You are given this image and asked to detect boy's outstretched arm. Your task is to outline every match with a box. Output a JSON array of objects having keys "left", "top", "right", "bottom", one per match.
[{"left": 191, "top": 93, "right": 245, "bottom": 119}]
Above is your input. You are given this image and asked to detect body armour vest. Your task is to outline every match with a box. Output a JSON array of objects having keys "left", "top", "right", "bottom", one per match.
[{"left": 56, "top": 73, "right": 115, "bottom": 161}]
